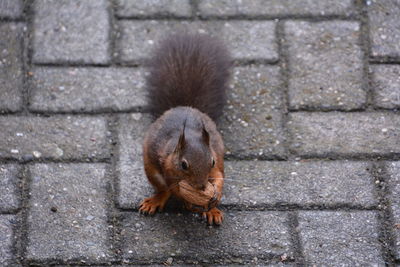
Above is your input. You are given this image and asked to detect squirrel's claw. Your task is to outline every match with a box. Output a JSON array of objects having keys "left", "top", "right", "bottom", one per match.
[
  {"left": 202, "top": 207, "right": 223, "bottom": 225},
  {"left": 139, "top": 193, "right": 169, "bottom": 215}
]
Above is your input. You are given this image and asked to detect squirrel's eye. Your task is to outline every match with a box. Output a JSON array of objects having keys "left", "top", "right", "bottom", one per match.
[
  {"left": 181, "top": 160, "right": 189, "bottom": 170},
  {"left": 212, "top": 158, "right": 215, "bottom": 167}
]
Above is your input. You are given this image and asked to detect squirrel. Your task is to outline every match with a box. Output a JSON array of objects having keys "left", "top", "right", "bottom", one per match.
[{"left": 139, "top": 33, "right": 232, "bottom": 225}]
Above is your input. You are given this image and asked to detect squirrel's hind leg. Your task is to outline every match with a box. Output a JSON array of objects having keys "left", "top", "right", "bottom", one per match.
[{"left": 140, "top": 156, "right": 171, "bottom": 215}]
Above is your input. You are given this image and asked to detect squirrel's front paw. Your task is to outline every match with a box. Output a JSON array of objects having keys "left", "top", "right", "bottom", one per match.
[
  {"left": 139, "top": 192, "right": 170, "bottom": 215},
  {"left": 202, "top": 207, "right": 223, "bottom": 225}
]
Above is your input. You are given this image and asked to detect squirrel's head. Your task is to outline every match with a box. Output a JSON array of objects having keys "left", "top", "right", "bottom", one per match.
[{"left": 165, "top": 122, "right": 214, "bottom": 191}]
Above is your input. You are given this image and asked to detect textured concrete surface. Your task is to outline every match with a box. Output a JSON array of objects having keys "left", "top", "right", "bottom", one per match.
[
  {"left": 30, "top": 67, "right": 147, "bottom": 112},
  {"left": 220, "top": 66, "right": 285, "bottom": 159},
  {"left": 288, "top": 112, "right": 400, "bottom": 157},
  {"left": 371, "top": 65, "right": 400, "bottom": 109},
  {"left": 198, "top": 0, "right": 355, "bottom": 17},
  {"left": 224, "top": 161, "right": 376, "bottom": 207},
  {"left": 117, "top": 20, "right": 278, "bottom": 63},
  {"left": 33, "top": 0, "right": 110, "bottom": 64},
  {"left": 368, "top": 0, "right": 400, "bottom": 58},
  {"left": 0, "top": 116, "right": 109, "bottom": 160},
  {"left": 115, "top": 0, "right": 192, "bottom": 18},
  {"left": 387, "top": 162, "right": 400, "bottom": 260},
  {"left": 27, "top": 163, "right": 111, "bottom": 262},
  {"left": 285, "top": 21, "right": 364, "bottom": 110},
  {"left": 121, "top": 211, "right": 292, "bottom": 264},
  {"left": 0, "top": 164, "right": 20, "bottom": 212},
  {"left": 0, "top": 0, "right": 399, "bottom": 266},
  {"left": 298, "top": 211, "right": 384, "bottom": 266},
  {"left": 0, "top": 23, "right": 24, "bottom": 112}
]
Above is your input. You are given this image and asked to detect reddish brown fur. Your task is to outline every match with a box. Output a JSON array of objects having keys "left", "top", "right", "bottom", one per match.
[{"left": 140, "top": 33, "right": 231, "bottom": 225}]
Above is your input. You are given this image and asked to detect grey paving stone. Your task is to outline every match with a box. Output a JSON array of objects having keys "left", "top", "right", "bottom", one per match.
[
  {"left": 219, "top": 66, "right": 285, "bottom": 159},
  {"left": 27, "top": 163, "right": 111, "bottom": 262},
  {"left": 121, "top": 211, "right": 293, "bottom": 263},
  {"left": 33, "top": 0, "right": 110, "bottom": 64},
  {"left": 288, "top": 112, "right": 400, "bottom": 157},
  {"left": 0, "top": 116, "right": 108, "bottom": 160},
  {"left": 116, "top": 0, "right": 191, "bottom": 17},
  {"left": 0, "top": 164, "right": 20, "bottom": 212},
  {"left": 298, "top": 211, "right": 384, "bottom": 266},
  {"left": 117, "top": 20, "right": 277, "bottom": 63},
  {"left": 285, "top": 21, "right": 364, "bottom": 110},
  {"left": 0, "top": 0, "right": 23, "bottom": 19},
  {"left": 30, "top": 67, "right": 147, "bottom": 112},
  {"left": 386, "top": 161, "right": 400, "bottom": 259},
  {"left": 0, "top": 215, "right": 15, "bottom": 266},
  {"left": 0, "top": 23, "right": 24, "bottom": 112},
  {"left": 223, "top": 160, "right": 376, "bottom": 207},
  {"left": 117, "top": 113, "right": 153, "bottom": 209},
  {"left": 199, "top": 0, "right": 355, "bottom": 17},
  {"left": 371, "top": 65, "right": 400, "bottom": 109},
  {"left": 368, "top": 0, "right": 400, "bottom": 58}
]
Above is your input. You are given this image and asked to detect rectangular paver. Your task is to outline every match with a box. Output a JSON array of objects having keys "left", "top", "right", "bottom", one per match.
[
  {"left": 0, "top": 116, "right": 108, "bottom": 160},
  {"left": 0, "top": 215, "right": 15, "bottom": 266},
  {"left": 116, "top": 0, "right": 191, "bottom": 17},
  {"left": 0, "top": 164, "right": 20, "bottom": 212},
  {"left": 117, "top": 113, "right": 152, "bottom": 209},
  {"left": 371, "top": 65, "right": 400, "bottom": 109},
  {"left": 0, "top": 23, "right": 24, "bottom": 112},
  {"left": 298, "top": 211, "right": 384, "bottom": 266},
  {"left": 386, "top": 161, "right": 400, "bottom": 260},
  {"left": 27, "top": 163, "right": 111, "bottom": 262},
  {"left": 199, "top": 0, "right": 355, "bottom": 17},
  {"left": 224, "top": 161, "right": 376, "bottom": 207},
  {"left": 30, "top": 67, "right": 146, "bottom": 112},
  {"left": 288, "top": 112, "right": 400, "bottom": 157},
  {"left": 117, "top": 20, "right": 277, "bottom": 63},
  {"left": 121, "top": 211, "right": 293, "bottom": 263},
  {"left": 219, "top": 66, "right": 285, "bottom": 159},
  {"left": 0, "top": 0, "right": 23, "bottom": 19},
  {"left": 285, "top": 21, "right": 364, "bottom": 110},
  {"left": 368, "top": 0, "right": 400, "bottom": 58},
  {"left": 33, "top": 0, "right": 110, "bottom": 64}
]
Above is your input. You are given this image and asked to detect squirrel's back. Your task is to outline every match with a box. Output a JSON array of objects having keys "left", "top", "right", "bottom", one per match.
[{"left": 146, "top": 33, "right": 232, "bottom": 121}]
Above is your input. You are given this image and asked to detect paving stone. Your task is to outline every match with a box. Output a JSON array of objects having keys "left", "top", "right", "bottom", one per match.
[
  {"left": 0, "top": 0, "right": 23, "bottom": 19},
  {"left": 0, "top": 215, "right": 15, "bottom": 266},
  {"left": 298, "top": 211, "right": 384, "bottom": 266},
  {"left": 219, "top": 66, "right": 285, "bottom": 159},
  {"left": 117, "top": 20, "right": 277, "bottom": 63},
  {"left": 116, "top": 0, "right": 191, "bottom": 17},
  {"left": 0, "top": 164, "right": 20, "bottom": 212},
  {"left": 121, "top": 211, "right": 292, "bottom": 263},
  {"left": 30, "top": 67, "right": 147, "bottom": 112},
  {"left": 368, "top": 0, "right": 400, "bottom": 58},
  {"left": 199, "top": 0, "right": 355, "bottom": 17},
  {"left": 117, "top": 113, "right": 153, "bottom": 209},
  {"left": 386, "top": 161, "right": 400, "bottom": 259},
  {"left": 0, "top": 23, "right": 24, "bottom": 112},
  {"left": 288, "top": 112, "right": 400, "bottom": 157},
  {"left": 371, "top": 65, "right": 400, "bottom": 109},
  {"left": 33, "top": 0, "right": 110, "bottom": 64},
  {"left": 0, "top": 116, "right": 108, "bottom": 160},
  {"left": 27, "top": 163, "right": 111, "bottom": 262},
  {"left": 285, "top": 21, "right": 365, "bottom": 110},
  {"left": 223, "top": 160, "right": 376, "bottom": 207}
]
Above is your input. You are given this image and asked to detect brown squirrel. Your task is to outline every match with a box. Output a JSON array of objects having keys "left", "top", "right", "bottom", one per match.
[{"left": 139, "top": 33, "right": 231, "bottom": 225}]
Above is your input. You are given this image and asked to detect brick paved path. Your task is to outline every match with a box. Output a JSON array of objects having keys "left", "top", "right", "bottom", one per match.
[{"left": 0, "top": 0, "right": 399, "bottom": 266}]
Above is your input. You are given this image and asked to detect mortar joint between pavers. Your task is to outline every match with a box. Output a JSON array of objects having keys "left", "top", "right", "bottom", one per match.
[{"left": 370, "top": 162, "right": 398, "bottom": 266}]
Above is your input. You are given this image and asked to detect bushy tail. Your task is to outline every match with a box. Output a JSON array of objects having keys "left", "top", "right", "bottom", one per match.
[{"left": 146, "top": 33, "right": 232, "bottom": 121}]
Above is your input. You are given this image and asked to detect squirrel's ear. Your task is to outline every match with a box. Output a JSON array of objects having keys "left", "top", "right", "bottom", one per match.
[
  {"left": 202, "top": 125, "right": 210, "bottom": 146},
  {"left": 175, "top": 121, "right": 186, "bottom": 153}
]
